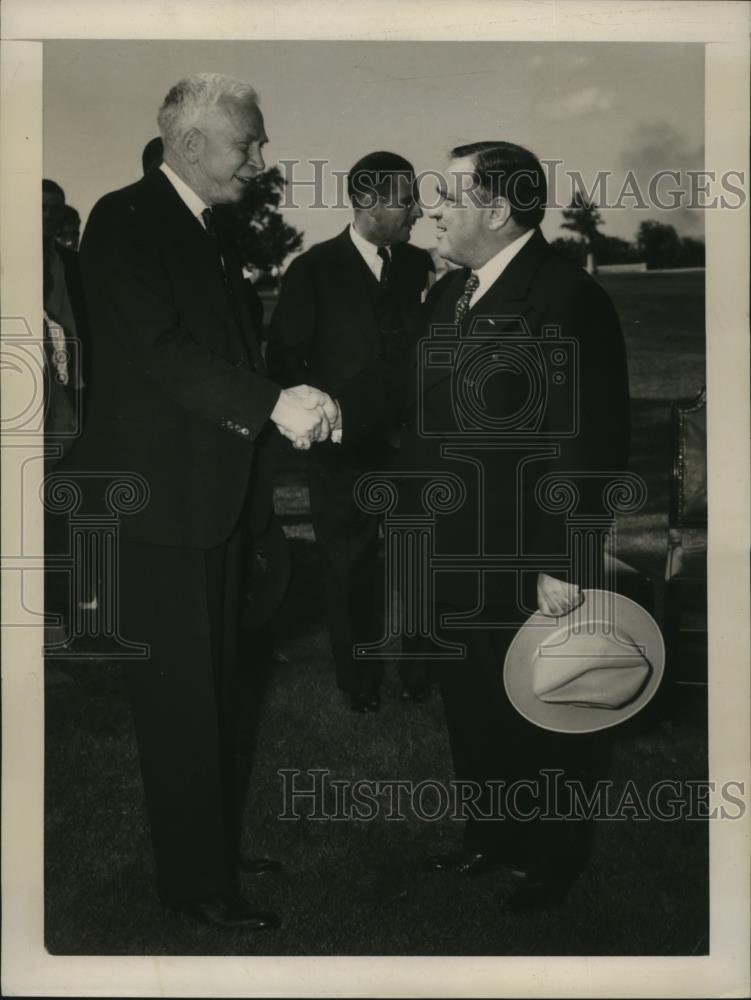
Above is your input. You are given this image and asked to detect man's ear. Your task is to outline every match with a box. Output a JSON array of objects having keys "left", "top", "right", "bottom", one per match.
[
  {"left": 363, "top": 193, "right": 383, "bottom": 219},
  {"left": 181, "top": 127, "right": 204, "bottom": 165},
  {"left": 487, "top": 197, "right": 512, "bottom": 232}
]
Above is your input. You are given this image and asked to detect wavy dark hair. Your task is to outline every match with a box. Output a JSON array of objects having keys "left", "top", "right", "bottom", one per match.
[
  {"left": 450, "top": 141, "right": 546, "bottom": 227},
  {"left": 347, "top": 150, "right": 416, "bottom": 209}
]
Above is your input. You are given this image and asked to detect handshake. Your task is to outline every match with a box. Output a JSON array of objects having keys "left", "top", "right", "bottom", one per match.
[{"left": 270, "top": 384, "right": 342, "bottom": 450}]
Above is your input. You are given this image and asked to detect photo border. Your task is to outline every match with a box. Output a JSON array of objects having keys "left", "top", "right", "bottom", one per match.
[{"left": 2, "top": 2, "right": 749, "bottom": 996}]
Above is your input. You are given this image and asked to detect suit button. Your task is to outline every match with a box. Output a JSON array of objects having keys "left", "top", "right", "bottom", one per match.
[{"left": 240, "top": 427, "right": 250, "bottom": 436}]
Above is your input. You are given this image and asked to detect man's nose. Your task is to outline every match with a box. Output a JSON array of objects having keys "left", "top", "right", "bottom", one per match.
[
  {"left": 248, "top": 148, "right": 265, "bottom": 173},
  {"left": 410, "top": 201, "right": 423, "bottom": 221},
  {"left": 427, "top": 204, "right": 441, "bottom": 220}
]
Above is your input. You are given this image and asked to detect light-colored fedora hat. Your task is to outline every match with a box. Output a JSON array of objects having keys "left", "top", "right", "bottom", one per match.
[{"left": 503, "top": 589, "right": 664, "bottom": 734}]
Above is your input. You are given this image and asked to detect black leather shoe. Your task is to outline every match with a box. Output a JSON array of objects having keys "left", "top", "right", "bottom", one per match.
[
  {"left": 426, "top": 850, "right": 500, "bottom": 876},
  {"left": 237, "top": 856, "right": 282, "bottom": 875},
  {"left": 349, "top": 691, "right": 381, "bottom": 713},
  {"left": 507, "top": 871, "right": 576, "bottom": 913},
  {"left": 168, "top": 894, "right": 280, "bottom": 930},
  {"left": 400, "top": 681, "right": 431, "bottom": 703}
]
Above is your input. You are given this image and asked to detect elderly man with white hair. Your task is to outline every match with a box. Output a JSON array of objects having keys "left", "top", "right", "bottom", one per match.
[{"left": 63, "top": 73, "right": 336, "bottom": 929}]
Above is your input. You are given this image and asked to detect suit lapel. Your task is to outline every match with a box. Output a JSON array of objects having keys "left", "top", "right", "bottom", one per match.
[
  {"left": 410, "top": 229, "right": 550, "bottom": 407},
  {"left": 142, "top": 171, "right": 257, "bottom": 364},
  {"left": 213, "top": 207, "right": 266, "bottom": 369},
  {"left": 332, "top": 228, "right": 381, "bottom": 336},
  {"left": 144, "top": 169, "right": 226, "bottom": 295},
  {"left": 457, "top": 228, "right": 550, "bottom": 330}
]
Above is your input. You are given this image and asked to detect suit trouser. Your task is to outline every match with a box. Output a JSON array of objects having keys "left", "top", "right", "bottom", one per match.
[
  {"left": 307, "top": 441, "right": 427, "bottom": 696},
  {"left": 119, "top": 522, "right": 246, "bottom": 905},
  {"left": 44, "top": 461, "right": 69, "bottom": 621},
  {"left": 433, "top": 596, "right": 611, "bottom": 876},
  {"left": 44, "top": 440, "right": 90, "bottom": 621}
]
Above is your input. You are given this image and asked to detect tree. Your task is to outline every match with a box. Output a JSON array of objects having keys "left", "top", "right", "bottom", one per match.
[
  {"left": 561, "top": 193, "right": 604, "bottom": 249},
  {"left": 556, "top": 213, "right": 705, "bottom": 271},
  {"left": 635, "top": 220, "right": 681, "bottom": 270},
  {"left": 550, "top": 236, "right": 587, "bottom": 266},
  {"left": 676, "top": 236, "right": 705, "bottom": 268},
  {"left": 230, "top": 167, "right": 303, "bottom": 284},
  {"left": 595, "top": 234, "right": 641, "bottom": 266}
]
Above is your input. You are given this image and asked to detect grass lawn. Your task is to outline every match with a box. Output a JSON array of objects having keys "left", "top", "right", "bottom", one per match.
[{"left": 44, "top": 269, "right": 708, "bottom": 956}]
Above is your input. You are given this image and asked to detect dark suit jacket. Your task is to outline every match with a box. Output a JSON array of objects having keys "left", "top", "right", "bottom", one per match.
[
  {"left": 64, "top": 168, "right": 281, "bottom": 548},
  {"left": 339, "top": 229, "right": 631, "bottom": 603},
  {"left": 56, "top": 244, "right": 91, "bottom": 390},
  {"left": 266, "top": 227, "right": 433, "bottom": 405},
  {"left": 43, "top": 245, "right": 90, "bottom": 463}
]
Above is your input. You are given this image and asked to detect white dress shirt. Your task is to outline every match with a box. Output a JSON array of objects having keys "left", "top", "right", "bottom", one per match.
[
  {"left": 160, "top": 162, "right": 209, "bottom": 228},
  {"left": 469, "top": 227, "right": 536, "bottom": 308},
  {"left": 349, "top": 223, "right": 389, "bottom": 282}
]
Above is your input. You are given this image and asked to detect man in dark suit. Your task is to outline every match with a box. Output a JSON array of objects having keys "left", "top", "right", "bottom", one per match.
[
  {"left": 267, "top": 152, "right": 434, "bottom": 712},
  {"left": 58, "top": 204, "right": 81, "bottom": 252},
  {"left": 43, "top": 179, "right": 89, "bottom": 426},
  {"left": 61, "top": 73, "right": 336, "bottom": 929},
  {"left": 138, "top": 133, "right": 268, "bottom": 361},
  {"left": 141, "top": 135, "right": 164, "bottom": 175},
  {"left": 43, "top": 179, "right": 92, "bottom": 634},
  {"left": 337, "top": 141, "right": 630, "bottom": 908}
]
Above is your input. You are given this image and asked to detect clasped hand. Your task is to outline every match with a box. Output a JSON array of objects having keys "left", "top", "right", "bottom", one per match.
[
  {"left": 270, "top": 384, "right": 341, "bottom": 450},
  {"left": 536, "top": 573, "right": 583, "bottom": 617}
]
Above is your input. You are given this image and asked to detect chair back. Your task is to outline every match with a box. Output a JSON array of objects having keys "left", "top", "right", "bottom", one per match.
[{"left": 669, "top": 386, "right": 707, "bottom": 529}]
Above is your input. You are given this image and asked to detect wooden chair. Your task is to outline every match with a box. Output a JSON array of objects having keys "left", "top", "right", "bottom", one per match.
[{"left": 664, "top": 386, "right": 707, "bottom": 684}]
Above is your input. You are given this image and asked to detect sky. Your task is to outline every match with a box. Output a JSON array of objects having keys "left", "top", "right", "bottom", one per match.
[{"left": 43, "top": 40, "right": 705, "bottom": 257}]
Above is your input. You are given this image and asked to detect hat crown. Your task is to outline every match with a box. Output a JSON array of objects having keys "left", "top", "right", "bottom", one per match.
[
  {"left": 533, "top": 620, "right": 651, "bottom": 709},
  {"left": 504, "top": 590, "right": 665, "bottom": 733}
]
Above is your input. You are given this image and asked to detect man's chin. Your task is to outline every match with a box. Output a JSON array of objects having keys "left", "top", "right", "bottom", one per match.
[
  {"left": 436, "top": 245, "right": 458, "bottom": 263},
  {"left": 211, "top": 179, "right": 252, "bottom": 205},
  {"left": 214, "top": 189, "right": 243, "bottom": 206}
]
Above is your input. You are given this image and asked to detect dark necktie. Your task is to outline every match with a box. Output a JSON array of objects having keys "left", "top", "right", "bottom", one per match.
[
  {"left": 201, "top": 207, "right": 226, "bottom": 276},
  {"left": 201, "top": 207, "right": 258, "bottom": 370},
  {"left": 454, "top": 271, "right": 479, "bottom": 325},
  {"left": 201, "top": 206, "right": 216, "bottom": 239},
  {"left": 377, "top": 246, "right": 391, "bottom": 286}
]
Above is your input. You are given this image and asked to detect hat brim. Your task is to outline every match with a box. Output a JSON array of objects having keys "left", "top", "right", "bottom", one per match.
[{"left": 503, "top": 589, "right": 665, "bottom": 734}]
